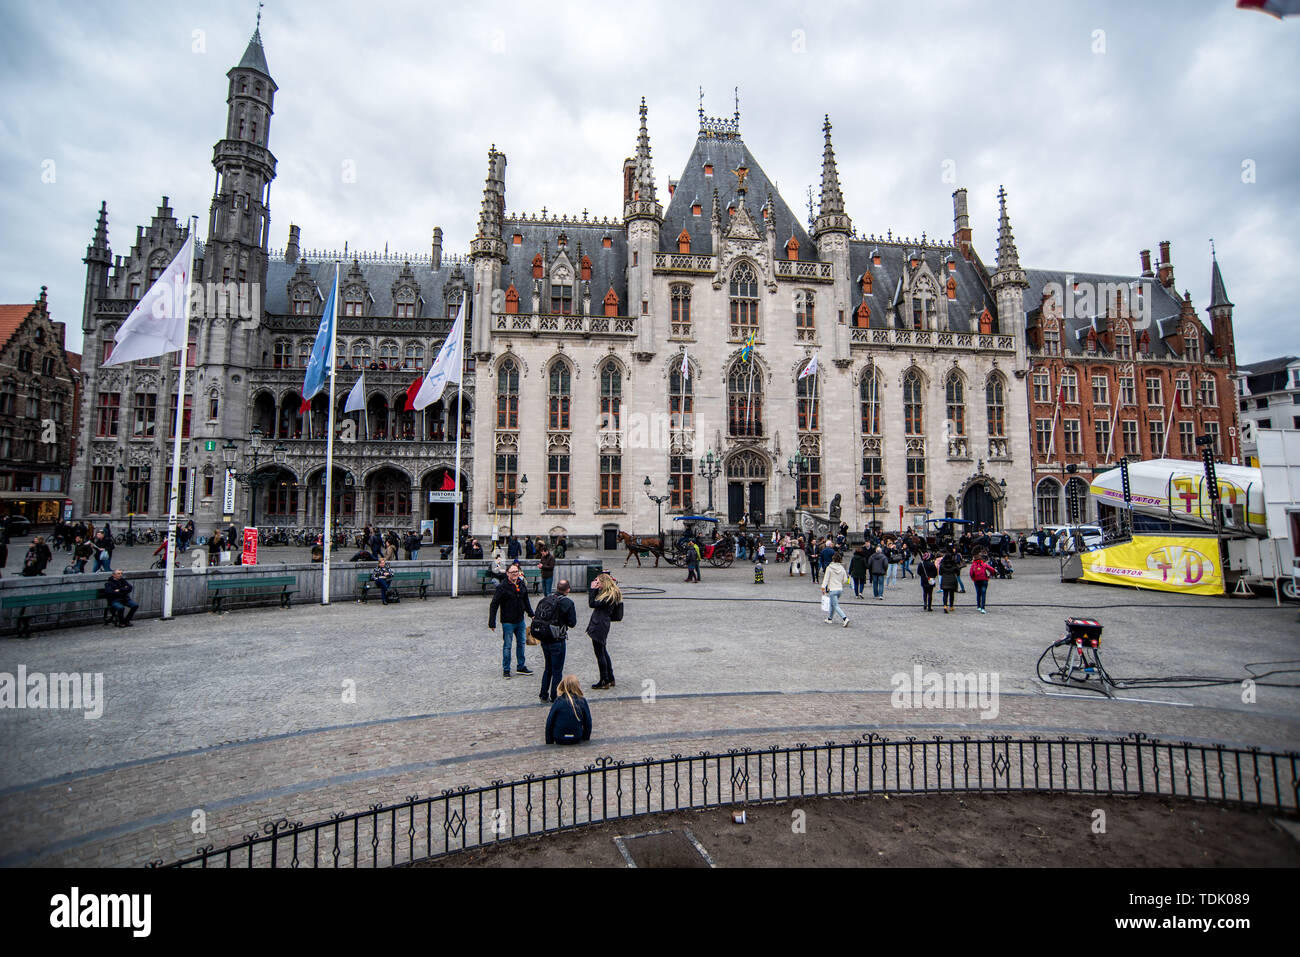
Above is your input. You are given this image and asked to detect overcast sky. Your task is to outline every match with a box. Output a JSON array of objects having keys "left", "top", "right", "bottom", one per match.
[{"left": 1, "top": 0, "right": 1296, "bottom": 363}]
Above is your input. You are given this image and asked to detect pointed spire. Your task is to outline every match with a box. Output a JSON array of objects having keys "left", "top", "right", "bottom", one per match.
[
  {"left": 711, "top": 187, "right": 722, "bottom": 230},
  {"left": 1209, "top": 243, "right": 1232, "bottom": 309},
  {"left": 471, "top": 145, "right": 508, "bottom": 262},
  {"left": 812, "top": 116, "right": 851, "bottom": 239},
  {"left": 634, "top": 97, "right": 656, "bottom": 204},
  {"left": 85, "top": 201, "right": 111, "bottom": 264},
  {"left": 992, "top": 185, "right": 1028, "bottom": 290},
  {"left": 236, "top": 5, "right": 271, "bottom": 77}
]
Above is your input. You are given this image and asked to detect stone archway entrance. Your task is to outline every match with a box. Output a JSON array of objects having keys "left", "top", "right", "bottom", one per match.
[
  {"left": 420, "top": 467, "right": 467, "bottom": 544},
  {"left": 725, "top": 450, "right": 768, "bottom": 525},
  {"left": 961, "top": 484, "right": 995, "bottom": 529}
]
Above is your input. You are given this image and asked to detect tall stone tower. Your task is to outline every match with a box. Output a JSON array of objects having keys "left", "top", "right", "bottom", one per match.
[
  {"left": 1207, "top": 249, "right": 1235, "bottom": 366},
  {"left": 624, "top": 98, "right": 663, "bottom": 359},
  {"left": 991, "top": 185, "right": 1029, "bottom": 365},
  {"left": 470, "top": 145, "right": 507, "bottom": 356},
  {"left": 810, "top": 115, "right": 852, "bottom": 362},
  {"left": 81, "top": 201, "right": 111, "bottom": 336},
  {"left": 203, "top": 22, "right": 277, "bottom": 292}
]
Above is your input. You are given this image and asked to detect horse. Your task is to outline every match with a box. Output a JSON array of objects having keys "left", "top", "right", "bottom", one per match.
[{"left": 617, "top": 531, "right": 664, "bottom": 567}]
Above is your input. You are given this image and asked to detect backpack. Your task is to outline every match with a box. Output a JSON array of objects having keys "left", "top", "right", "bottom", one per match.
[{"left": 530, "top": 593, "right": 568, "bottom": 641}]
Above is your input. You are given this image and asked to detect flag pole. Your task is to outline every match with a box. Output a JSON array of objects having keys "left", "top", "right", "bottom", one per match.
[
  {"left": 322, "top": 263, "right": 340, "bottom": 604},
  {"left": 450, "top": 300, "right": 467, "bottom": 599},
  {"left": 1047, "top": 374, "right": 1063, "bottom": 463},
  {"left": 162, "top": 218, "right": 197, "bottom": 620},
  {"left": 1161, "top": 391, "right": 1178, "bottom": 459}
]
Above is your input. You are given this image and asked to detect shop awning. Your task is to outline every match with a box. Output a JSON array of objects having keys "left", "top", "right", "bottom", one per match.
[{"left": 0, "top": 491, "right": 69, "bottom": 501}]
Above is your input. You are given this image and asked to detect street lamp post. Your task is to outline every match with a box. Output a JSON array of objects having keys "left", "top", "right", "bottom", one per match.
[
  {"left": 698, "top": 450, "right": 720, "bottom": 514},
  {"left": 786, "top": 452, "right": 809, "bottom": 515},
  {"left": 223, "top": 426, "right": 288, "bottom": 529},
  {"left": 507, "top": 473, "right": 528, "bottom": 540},
  {"left": 644, "top": 475, "right": 675, "bottom": 539},
  {"left": 116, "top": 463, "right": 152, "bottom": 546},
  {"left": 859, "top": 474, "right": 885, "bottom": 538}
]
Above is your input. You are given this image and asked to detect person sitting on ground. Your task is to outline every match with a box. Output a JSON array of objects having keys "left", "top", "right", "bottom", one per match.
[
  {"left": 371, "top": 556, "right": 396, "bottom": 604},
  {"left": 545, "top": 674, "right": 592, "bottom": 745},
  {"left": 349, "top": 546, "right": 375, "bottom": 563},
  {"left": 105, "top": 569, "right": 139, "bottom": 627}
]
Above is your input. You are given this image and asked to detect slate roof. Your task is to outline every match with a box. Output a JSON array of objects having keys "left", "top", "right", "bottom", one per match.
[
  {"left": 262, "top": 257, "right": 470, "bottom": 319},
  {"left": 1237, "top": 356, "right": 1299, "bottom": 396},
  {"left": 1021, "top": 268, "right": 1188, "bottom": 359},
  {"left": 236, "top": 29, "right": 271, "bottom": 77},
  {"left": 662, "top": 135, "right": 813, "bottom": 260},
  {"left": 845, "top": 242, "right": 997, "bottom": 334},
  {"left": 0, "top": 304, "right": 33, "bottom": 351},
  {"left": 496, "top": 220, "right": 628, "bottom": 310}
]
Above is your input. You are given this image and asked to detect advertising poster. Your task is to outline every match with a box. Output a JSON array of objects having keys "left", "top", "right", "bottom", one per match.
[
  {"left": 242, "top": 527, "right": 259, "bottom": 566},
  {"left": 1079, "top": 535, "right": 1223, "bottom": 596}
]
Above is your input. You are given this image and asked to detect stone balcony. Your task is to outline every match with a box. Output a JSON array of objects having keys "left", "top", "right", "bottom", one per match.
[
  {"left": 850, "top": 328, "right": 1017, "bottom": 353},
  {"left": 491, "top": 313, "right": 637, "bottom": 336}
]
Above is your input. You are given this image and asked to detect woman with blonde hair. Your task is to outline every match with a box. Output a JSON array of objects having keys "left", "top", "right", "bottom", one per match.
[
  {"left": 545, "top": 674, "right": 592, "bottom": 745},
  {"left": 586, "top": 572, "right": 624, "bottom": 690}
]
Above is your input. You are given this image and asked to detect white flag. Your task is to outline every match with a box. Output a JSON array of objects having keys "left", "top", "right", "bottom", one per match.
[
  {"left": 344, "top": 372, "right": 366, "bottom": 413},
  {"left": 413, "top": 299, "right": 465, "bottom": 410},
  {"left": 102, "top": 234, "right": 195, "bottom": 366},
  {"left": 799, "top": 354, "right": 819, "bottom": 379},
  {"left": 680, "top": 348, "right": 689, "bottom": 380}
]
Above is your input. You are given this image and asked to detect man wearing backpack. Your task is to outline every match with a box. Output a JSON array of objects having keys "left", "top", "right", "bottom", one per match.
[{"left": 531, "top": 579, "right": 578, "bottom": 703}]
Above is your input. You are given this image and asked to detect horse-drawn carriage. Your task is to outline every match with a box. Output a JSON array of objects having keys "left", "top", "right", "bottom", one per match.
[{"left": 617, "top": 516, "right": 735, "bottom": 568}]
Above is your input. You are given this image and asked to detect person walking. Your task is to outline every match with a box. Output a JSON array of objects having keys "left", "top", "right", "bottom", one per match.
[
  {"left": 820, "top": 550, "right": 851, "bottom": 627},
  {"left": 848, "top": 546, "right": 867, "bottom": 599},
  {"left": 489, "top": 563, "right": 535, "bottom": 678},
  {"left": 71, "top": 536, "right": 94, "bottom": 574},
  {"left": 586, "top": 572, "right": 623, "bottom": 690},
  {"left": 969, "top": 550, "right": 994, "bottom": 614},
  {"left": 885, "top": 539, "right": 901, "bottom": 588},
  {"left": 538, "top": 544, "right": 556, "bottom": 597},
  {"left": 507, "top": 535, "right": 522, "bottom": 561},
  {"left": 104, "top": 569, "right": 139, "bottom": 627},
  {"left": 867, "top": 544, "right": 889, "bottom": 600},
  {"left": 818, "top": 538, "right": 835, "bottom": 583},
  {"left": 939, "top": 547, "right": 962, "bottom": 613},
  {"left": 532, "top": 579, "right": 578, "bottom": 703},
  {"left": 545, "top": 674, "right": 592, "bottom": 745},
  {"left": 918, "top": 550, "right": 939, "bottom": 612},
  {"left": 684, "top": 539, "right": 701, "bottom": 583},
  {"left": 22, "top": 536, "right": 52, "bottom": 576},
  {"left": 789, "top": 540, "right": 808, "bottom": 577}
]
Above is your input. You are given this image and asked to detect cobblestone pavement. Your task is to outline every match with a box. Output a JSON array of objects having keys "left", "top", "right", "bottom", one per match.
[{"left": 1, "top": 554, "right": 1297, "bottom": 866}]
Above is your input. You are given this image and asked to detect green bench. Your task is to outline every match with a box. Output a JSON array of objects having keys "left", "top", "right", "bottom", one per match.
[
  {"left": 3, "top": 588, "right": 111, "bottom": 639},
  {"left": 477, "top": 568, "right": 542, "bottom": 594},
  {"left": 207, "top": 575, "right": 298, "bottom": 613},
  {"left": 355, "top": 570, "right": 430, "bottom": 602}
]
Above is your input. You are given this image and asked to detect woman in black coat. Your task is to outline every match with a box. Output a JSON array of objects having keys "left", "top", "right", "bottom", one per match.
[
  {"left": 938, "top": 548, "right": 963, "bottom": 613},
  {"left": 546, "top": 674, "right": 592, "bottom": 745},
  {"left": 587, "top": 573, "right": 624, "bottom": 690},
  {"left": 917, "top": 551, "right": 939, "bottom": 612}
]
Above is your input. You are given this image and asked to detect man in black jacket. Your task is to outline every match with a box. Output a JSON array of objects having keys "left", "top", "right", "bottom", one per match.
[
  {"left": 105, "top": 569, "right": 139, "bottom": 626},
  {"left": 534, "top": 579, "right": 579, "bottom": 703},
  {"left": 489, "top": 563, "right": 534, "bottom": 678}
]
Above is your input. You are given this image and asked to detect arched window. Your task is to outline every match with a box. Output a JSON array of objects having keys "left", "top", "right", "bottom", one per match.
[
  {"left": 600, "top": 361, "right": 621, "bottom": 430},
  {"left": 795, "top": 290, "right": 815, "bottom": 340},
  {"left": 903, "top": 369, "right": 924, "bottom": 435},
  {"left": 496, "top": 358, "right": 519, "bottom": 429},
  {"left": 986, "top": 374, "right": 1006, "bottom": 438},
  {"left": 1037, "top": 479, "right": 1062, "bottom": 526},
  {"left": 669, "top": 362, "right": 693, "bottom": 429},
  {"left": 729, "top": 262, "right": 758, "bottom": 340},
  {"left": 378, "top": 341, "right": 399, "bottom": 368},
  {"left": 728, "top": 359, "right": 763, "bottom": 437},
  {"left": 797, "top": 361, "right": 818, "bottom": 431},
  {"left": 297, "top": 339, "right": 311, "bottom": 369},
  {"left": 548, "top": 361, "right": 571, "bottom": 430},
  {"left": 350, "top": 340, "right": 371, "bottom": 367},
  {"left": 945, "top": 373, "right": 965, "bottom": 436},
  {"left": 671, "top": 284, "right": 691, "bottom": 337},
  {"left": 404, "top": 344, "right": 424, "bottom": 370},
  {"left": 272, "top": 340, "right": 292, "bottom": 369},
  {"left": 860, "top": 367, "right": 880, "bottom": 435}
]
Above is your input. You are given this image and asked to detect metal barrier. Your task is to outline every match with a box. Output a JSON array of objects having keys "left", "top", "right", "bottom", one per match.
[{"left": 159, "top": 732, "right": 1299, "bottom": 868}]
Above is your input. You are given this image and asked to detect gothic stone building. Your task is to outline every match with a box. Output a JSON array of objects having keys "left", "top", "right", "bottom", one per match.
[
  {"left": 465, "top": 103, "right": 1041, "bottom": 547},
  {"left": 72, "top": 29, "right": 476, "bottom": 539},
  {"left": 0, "top": 288, "right": 81, "bottom": 524},
  {"left": 1023, "top": 245, "right": 1239, "bottom": 528}
]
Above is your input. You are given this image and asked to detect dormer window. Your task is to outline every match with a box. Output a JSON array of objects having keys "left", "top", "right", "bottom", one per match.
[
  {"left": 603, "top": 288, "right": 620, "bottom": 318},
  {"left": 1185, "top": 333, "right": 1201, "bottom": 362},
  {"left": 785, "top": 237, "right": 799, "bottom": 262},
  {"left": 677, "top": 230, "right": 691, "bottom": 254},
  {"left": 505, "top": 285, "right": 519, "bottom": 315},
  {"left": 532, "top": 255, "right": 544, "bottom": 279},
  {"left": 979, "top": 309, "right": 994, "bottom": 335},
  {"left": 946, "top": 277, "right": 957, "bottom": 300},
  {"left": 512, "top": 234, "right": 523, "bottom": 245},
  {"left": 293, "top": 294, "right": 311, "bottom": 315},
  {"left": 344, "top": 296, "right": 364, "bottom": 317},
  {"left": 602, "top": 236, "right": 612, "bottom": 248},
  {"left": 692, "top": 203, "right": 702, "bottom": 217},
  {"left": 704, "top": 164, "right": 714, "bottom": 176},
  {"left": 551, "top": 282, "right": 573, "bottom": 315},
  {"left": 580, "top": 255, "right": 592, "bottom": 281},
  {"left": 861, "top": 272, "right": 873, "bottom": 295}
]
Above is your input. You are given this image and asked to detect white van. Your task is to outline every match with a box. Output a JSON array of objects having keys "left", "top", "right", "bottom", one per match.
[{"left": 1044, "top": 524, "right": 1104, "bottom": 553}]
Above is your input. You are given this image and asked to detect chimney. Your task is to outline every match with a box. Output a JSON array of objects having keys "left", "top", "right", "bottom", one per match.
[
  {"left": 1139, "top": 249, "right": 1152, "bottom": 277},
  {"left": 623, "top": 158, "right": 636, "bottom": 204},
  {"left": 668, "top": 177, "right": 678, "bottom": 197},
  {"left": 285, "top": 224, "right": 300, "bottom": 264},
  {"left": 431, "top": 226, "right": 443, "bottom": 270},
  {"left": 952, "top": 188, "right": 972, "bottom": 260},
  {"left": 1157, "top": 240, "right": 1173, "bottom": 287}
]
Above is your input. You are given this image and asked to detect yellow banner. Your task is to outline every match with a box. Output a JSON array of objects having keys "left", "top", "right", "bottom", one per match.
[{"left": 1079, "top": 535, "right": 1224, "bottom": 596}]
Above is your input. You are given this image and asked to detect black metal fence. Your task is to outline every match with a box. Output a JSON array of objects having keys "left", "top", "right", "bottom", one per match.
[{"left": 160, "top": 733, "right": 1299, "bottom": 868}]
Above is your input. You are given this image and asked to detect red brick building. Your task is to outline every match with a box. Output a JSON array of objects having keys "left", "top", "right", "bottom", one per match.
[
  {"left": 1024, "top": 243, "right": 1238, "bottom": 527},
  {"left": 0, "top": 288, "right": 83, "bottom": 525}
]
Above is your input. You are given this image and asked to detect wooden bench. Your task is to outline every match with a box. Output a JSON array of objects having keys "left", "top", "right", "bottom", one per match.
[
  {"left": 207, "top": 575, "right": 298, "bottom": 613},
  {"left": 3, "top": 588, "right": 111, "bottom": 638},
  {"left": 355, "top": 570, "right": 430, "bottom": 602},
  {"left": 477, "top": 568, "right": 542, "bottom": 594}
]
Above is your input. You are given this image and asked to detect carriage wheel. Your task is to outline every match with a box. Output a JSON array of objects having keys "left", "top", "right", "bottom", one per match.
[
  {"left": 710, "top": 554, "right": 733, "bottom": 568},
  {"left": 664, "top": 552, "right": 685, "bottom": 567}
]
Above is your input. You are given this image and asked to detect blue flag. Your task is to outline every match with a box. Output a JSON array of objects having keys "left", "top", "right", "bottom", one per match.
[{"left": 300, "top": 277, "right": 336, "bottom": 410}]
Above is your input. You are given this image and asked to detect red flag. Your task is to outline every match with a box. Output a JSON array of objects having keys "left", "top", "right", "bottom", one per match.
[
  {"left": 299, "top": 396, "right": 311, "bottom": 415},
  {"left": 440, "top": 473, "right": 456, "bottom": 491},
  {"left": 1238, "top": 0, "right": 1300, "bottom": 18},
  {"left": 404, "top": 376, "right": 422, "bottom": 412}
]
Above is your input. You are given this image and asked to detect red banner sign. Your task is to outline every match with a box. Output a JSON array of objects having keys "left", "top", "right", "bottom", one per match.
[{"left": 242, "top": 527, "right": 259, "bottom": 566}]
